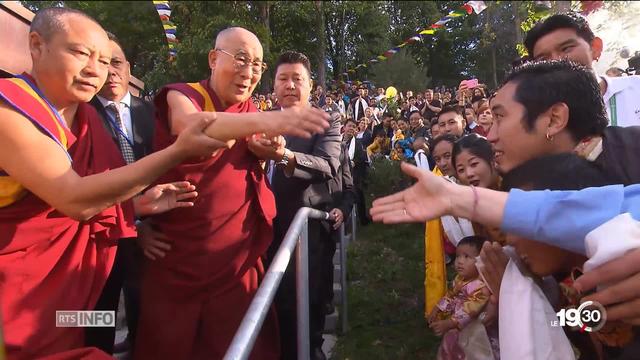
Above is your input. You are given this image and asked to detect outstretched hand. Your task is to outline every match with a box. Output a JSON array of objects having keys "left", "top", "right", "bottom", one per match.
[
  {"left": 135, "top": 181, "right": 197, "bottom": 216},
  {"left": 264, "top": 106, "right": 330, "bottom": 138},
  {"left": 369, "top": 162, "right": 455, "bottom": 224}
]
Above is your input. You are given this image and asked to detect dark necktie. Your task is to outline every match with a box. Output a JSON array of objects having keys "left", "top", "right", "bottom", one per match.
[{"left": 106, "top": 103, "right": 136, "bottom": 164}]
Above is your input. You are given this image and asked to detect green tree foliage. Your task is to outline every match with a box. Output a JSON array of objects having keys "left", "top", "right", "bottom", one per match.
[
  {"left": 20, "top": 1, "right": 537, "bottom": 94},
  {"left": 368, "top": 51, "right": 429, "bottom": 91}
]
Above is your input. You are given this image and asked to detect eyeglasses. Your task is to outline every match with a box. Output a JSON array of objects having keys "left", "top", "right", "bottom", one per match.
[{"left": 216, "top": 49, "right": 267, "bottom": 75}]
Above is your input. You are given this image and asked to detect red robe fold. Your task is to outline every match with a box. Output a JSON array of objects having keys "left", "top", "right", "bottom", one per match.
[
  {"left": 135, "top": 79, "right": 278, "bottom": 360},
  {"left": 0, "top": 76, "right": 136, "bottom": 359}
]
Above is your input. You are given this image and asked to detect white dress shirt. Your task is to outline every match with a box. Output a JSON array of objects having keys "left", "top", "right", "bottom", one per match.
[
  {"left": 601, "top": 75, "right": 640, "bottom": 127},
  {"left": 97, "top": 92, "right": 133, "bottom": 138}
]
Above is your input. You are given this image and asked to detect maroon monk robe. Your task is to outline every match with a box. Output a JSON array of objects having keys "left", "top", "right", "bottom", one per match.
[
  {"left": 135, "top": 80, "right": 279, "bottom": 360},
  {"left": 0, "top": 100, "right": 136, "bottom": 359}
]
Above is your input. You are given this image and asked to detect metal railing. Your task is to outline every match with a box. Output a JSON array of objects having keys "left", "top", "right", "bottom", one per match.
[
  {"left": 223, "top": 207, "right": 331, "bottom": 360},
  {"left": 338, "top": 205, "right": 357, "bottom": 334}
]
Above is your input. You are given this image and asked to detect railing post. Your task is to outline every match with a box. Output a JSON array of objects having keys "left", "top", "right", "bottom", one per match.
[
  {"left": 339, "top": 223, "right": 348, "bottom": 334},
  {"left": 296, "top": 219, "right": 311, "bottom": 360},
  {"left": 351, "top": 204, "right": 357, "bottom": 243}
]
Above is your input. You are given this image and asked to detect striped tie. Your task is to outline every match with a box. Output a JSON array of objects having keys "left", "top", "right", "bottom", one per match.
[{"left": 106, "top": 103, "right": 136, "bottom": 164}]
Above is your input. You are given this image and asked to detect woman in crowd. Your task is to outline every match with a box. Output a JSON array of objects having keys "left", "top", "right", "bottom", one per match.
[
  {"left": 364, "top": 106, "right": 379, "bottom": 127},
  {"left": 452, "top": 134, "right": 504, "bottom": 244},
  {"left": 472, "top": 87, "right": 486, "bottom": 99},
  {"left": 474, "top": 100, "right": 493, "bottom": 137},
  {"left": 397, "top": 118, "right": 412, "bottom": 139},
  {"left": 356, "top": 117, "right": 373, "bottom": 148}
]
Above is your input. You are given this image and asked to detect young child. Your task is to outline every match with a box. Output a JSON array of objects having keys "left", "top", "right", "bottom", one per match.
[{"left": 428, "top": 236, "right": 491, "bottom": 359}]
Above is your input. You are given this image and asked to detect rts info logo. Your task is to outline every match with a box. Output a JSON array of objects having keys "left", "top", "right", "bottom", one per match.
[{"left": 551, "top": 300, "right": 607, "bottom": 332}]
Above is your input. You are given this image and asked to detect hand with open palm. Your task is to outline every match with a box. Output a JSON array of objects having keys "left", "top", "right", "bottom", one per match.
[
  {"left": 134, "top": 181, "right": 197, "bottom": 216},
  {"left": 370, "top": 162, "right": 455, "bottom": 224}
]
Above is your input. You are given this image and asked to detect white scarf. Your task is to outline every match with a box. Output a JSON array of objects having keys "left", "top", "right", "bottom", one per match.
[
  {"left": 439, "top": 176, "right": 475, "bottom": 245},
  {"left": 347, "top": 136, "right": 356, "bottom": 161},
  {"left": 354, "top": 97, "right": 368, "bottom": 120}
]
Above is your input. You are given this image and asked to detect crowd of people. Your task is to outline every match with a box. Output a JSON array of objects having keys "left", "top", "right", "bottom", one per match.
[
  {"left": 370, "top": 11, "right": 640, "bottom": 360},
  {"left": 1, "top": 5, "right": 640, "bottom": 360}
]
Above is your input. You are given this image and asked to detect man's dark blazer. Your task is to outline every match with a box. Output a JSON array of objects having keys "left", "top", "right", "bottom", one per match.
[
  {"left": 347, "top": 136, "right": 368, "bottom": 189},
  {"left": 270, "top": 114, "right": 342, "bottom": 233},
  {"left": 89, "top": 96, "right": 155, "bottom": 160},
  {"left": 328, "top": 142, "right": 356, "bottom": 220}
]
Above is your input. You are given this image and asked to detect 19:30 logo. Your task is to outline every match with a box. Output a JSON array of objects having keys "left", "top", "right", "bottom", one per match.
[{"left": 555, "top": 300, "right": 607, "bottom": 332}]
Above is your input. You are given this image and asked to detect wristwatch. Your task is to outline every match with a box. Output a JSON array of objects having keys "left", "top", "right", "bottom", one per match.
[{"left": 276, "top": 149, "right": 291, "bottom": 167}]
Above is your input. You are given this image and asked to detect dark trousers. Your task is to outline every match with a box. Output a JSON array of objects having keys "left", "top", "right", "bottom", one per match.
[
  {"left": 268, "top": 219, "right": 332, "bottom": 360},
  {"left": 321, "top": 232, "right": 338, "bottom": 308},
  {"left": 355, "top": 187, "right": 369, "bottom": 225},
  {"left": 85, "top": 238, "right": 141, "bottom": 354}
]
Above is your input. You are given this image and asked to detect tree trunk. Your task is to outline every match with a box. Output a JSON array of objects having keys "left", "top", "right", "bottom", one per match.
[
  {"left": 491, "top": 45, "right": 498, "bottom": 89},
  {"left": 514, "top": 2, "right": 523, "bottom": 45},
  {"left": 314, "top": 0, "right": 326, "bottom": 88},
  {"left": 258, "top": 1, "right": 272, "bottom": 93}
]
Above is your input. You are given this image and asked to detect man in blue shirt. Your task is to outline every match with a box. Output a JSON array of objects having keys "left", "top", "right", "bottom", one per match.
[{"left": 370, "top": 161, "right": 640, "bottom": 324}]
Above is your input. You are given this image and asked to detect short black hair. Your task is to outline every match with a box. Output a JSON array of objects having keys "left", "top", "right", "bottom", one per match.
[
  {"left": 458, "top": 235, "right": 487, "bottom": 253},
  {"left": 106, "top": 31, "right": 124, "bottom": 52},
  {"left": 524, "top": 13, "right": 595, "bottom": 58},
  {"left": 373, "top": 128, "right": 387, "bottom": 138},
  {"left": 501, "top": 153, "right": 612, "bottom": 192},
  {"left": 431, "top": 134, "right": 459, "bottom": 152},
  {"left": 500, "top": 59, "right": 607, "bottom": 142},
  {"left": 344, "top": 118, "right": 357, "bottom": 126},
  {"left": 408, "top": 110, "right": 422, "bottom": 119},
  {"left": 31, "top": 7, "right": 100, "bottom": 42},
  {"left": 451, "top": 134, "right": 494, "bottom": 171},
  {"left": 383, "top": 112, "right": 394, "bottom": 119},
  {"left": 438, "top": 105, "right": 464, "bottom": 120},
  {"left": 275, "top": 51, "right": 311, "bottom": 77}
]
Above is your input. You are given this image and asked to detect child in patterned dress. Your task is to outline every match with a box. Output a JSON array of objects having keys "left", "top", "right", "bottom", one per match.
[{"left": 428, "top": 236, "right": 491, "bottom": 359}]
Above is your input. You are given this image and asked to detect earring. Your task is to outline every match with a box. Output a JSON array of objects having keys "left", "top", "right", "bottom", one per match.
[{"left": 546, "top": 132, "right": 554, "bottom": 141}]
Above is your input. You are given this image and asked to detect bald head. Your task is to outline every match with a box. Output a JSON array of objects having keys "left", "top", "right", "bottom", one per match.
[
  {"left": 213, "top": 27, "right": 262, "bottom": 52},
  {"left": 208, "top": 27, "right": 264, "bottom": 107},
  {"left": 31, "top": 7, "right": 101, "bottom": 42}
]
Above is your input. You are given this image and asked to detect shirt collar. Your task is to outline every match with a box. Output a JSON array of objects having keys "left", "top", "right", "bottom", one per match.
[
  {"left": 601, "top": 75, "right": 632, "bottom": 100},
  {"left": 97, "top": 91, "right": 132, "bottom": 109}
]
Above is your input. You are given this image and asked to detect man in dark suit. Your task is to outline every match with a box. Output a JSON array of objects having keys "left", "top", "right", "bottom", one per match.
[
  {"left": 86, "top": 32, "right": 154, "bottom": 355},
  {"left": 248, "top": 51, "right": 341, "bottom": 360},
  {"left": 343, "top": 118, "right": 369, "bottom": 225}
]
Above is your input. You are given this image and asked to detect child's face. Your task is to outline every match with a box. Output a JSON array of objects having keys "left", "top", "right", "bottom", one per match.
[
  {"left": 455, "top": 244, "right": 480, "bottom": 280},
  {"left": 505, "top": 234, "right": 586, "bottom": 277}
]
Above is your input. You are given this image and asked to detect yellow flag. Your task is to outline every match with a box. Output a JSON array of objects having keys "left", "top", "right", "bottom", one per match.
[{"left": 424, "top": 167, "right": 447, "bottom": 318}]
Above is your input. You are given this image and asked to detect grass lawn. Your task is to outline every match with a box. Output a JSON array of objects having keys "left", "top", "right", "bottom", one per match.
[{"left": 333, "top": 221, "right": 440, "bottom": 359}]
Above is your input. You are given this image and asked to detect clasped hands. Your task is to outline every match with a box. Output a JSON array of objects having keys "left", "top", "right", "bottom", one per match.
[{"left": 248, "top": 133, "right": 287, "bottom": 162}]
